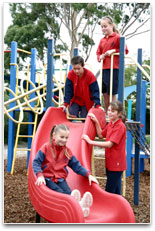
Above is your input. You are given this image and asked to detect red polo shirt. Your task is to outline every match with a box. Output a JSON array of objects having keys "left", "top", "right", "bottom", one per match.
[
  {"left": 101, "top": 119, "right": 127, "bottom": 171},
  {"left": 96, "top": 32, "right": 129, "bottom": 69}
]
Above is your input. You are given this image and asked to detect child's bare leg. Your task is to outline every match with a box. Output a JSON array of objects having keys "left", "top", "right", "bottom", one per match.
[
  {"left": 103, "top": 93, "right": 110, "bottom": 113},
  {"left": 112, "top": 94, "right": 117, "bottom": 102}
]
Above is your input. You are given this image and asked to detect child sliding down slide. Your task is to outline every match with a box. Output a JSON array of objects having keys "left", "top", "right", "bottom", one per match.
[{"left": 33, "top": 124, "right": 97, "bottom": 218}]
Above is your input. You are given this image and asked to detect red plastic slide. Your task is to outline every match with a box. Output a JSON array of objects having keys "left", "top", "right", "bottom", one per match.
[{"left": 28, "top": 107, "right": 135, "bottom": 223}]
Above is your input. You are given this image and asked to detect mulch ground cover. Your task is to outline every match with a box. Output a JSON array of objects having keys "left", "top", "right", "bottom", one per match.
[{"left": 4, "top": 157, "right": 150, "bottom": 223}]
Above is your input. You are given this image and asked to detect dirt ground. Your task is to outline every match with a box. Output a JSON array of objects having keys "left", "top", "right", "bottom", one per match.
[{"left": 4, "top": 155, "right": 150, "bottom": 224}]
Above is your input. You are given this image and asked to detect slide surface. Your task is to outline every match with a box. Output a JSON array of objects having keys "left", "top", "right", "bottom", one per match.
[{"left": 28, "top": 107, "right": 135, "bottom": 223}]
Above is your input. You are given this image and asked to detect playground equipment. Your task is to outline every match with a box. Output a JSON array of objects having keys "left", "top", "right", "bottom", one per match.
[
  {"left": 4, "top": 41, "right": 68, "bottom": 174},
  {"left": 4, "top": 36, "right": 150, "bottom": 214},
  {"left": 28, "top": 107, "right": 135, "bottom": 223},
  {"left": 125, "top": 80, "right": 150, "bottom": 178}
]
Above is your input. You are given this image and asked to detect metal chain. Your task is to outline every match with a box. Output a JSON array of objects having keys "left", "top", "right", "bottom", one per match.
[{"left": 126, "top": 123, "right": 150, "bottom": 156}]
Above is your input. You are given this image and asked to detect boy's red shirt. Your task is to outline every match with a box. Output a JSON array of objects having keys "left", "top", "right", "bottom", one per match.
[
  {"left": 96, "top": 32, "right": 129, "bottom": 69},
  {"left": 67, "top": 68, "right": 98, "bottom": 111}
]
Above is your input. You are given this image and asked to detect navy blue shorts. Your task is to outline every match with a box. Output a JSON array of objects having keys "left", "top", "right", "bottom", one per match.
[
  {"left": 69, "top": 102, "right": 87, "bottom": 118},
  {"left": 105, "top": 169, "right": 123, "bottom": 195},
  {"left": 102, "top": 69, "right": 119, "bottom": 95}
]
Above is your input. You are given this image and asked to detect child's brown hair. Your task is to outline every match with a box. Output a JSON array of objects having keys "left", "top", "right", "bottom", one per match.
[
  {"left": 71, "top": 56, "right": 84, "bottom": 67},
  {"left": 102, "top": 16, "right": 120, "bottom": 34},
  {"left": 110, "top": 100, "right": 126, "bottom": 123},
  {"left": 50, "top": 124, "right": 71, "bottom": 159}
]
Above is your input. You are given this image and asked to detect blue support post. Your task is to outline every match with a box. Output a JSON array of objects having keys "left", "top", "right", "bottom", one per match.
[
  {"left": 69, "top": 48, "right": 79, "bottom": 71},
  {"left": 73, "top": 48, "right": 78, "bottom": 56},
  {"left": 134, "top": 49, "right": 142, "bottom": 205},
  {"left": 141, "top": 80, "right": 146, "bottom": 135},
  {"left": 139, "top": 80, "right": 147, "bottom": 172},
  {"left": 27, "top": 48, "right": 36, "bottom": 168},
  {"left": 126, "top": 99, "right": 133, "bottom": 177},
  {"left": 127, "top": 99, "right": 132, "bottom": 120},
  {"left": 118, "top": 37, "right": 125, "bottom": 103},
  {"left": 46, "top": 38, "right": 54, "bottom": 109},
  {"left": 7, "top": 41, "right": 17, "bottom": 172}
]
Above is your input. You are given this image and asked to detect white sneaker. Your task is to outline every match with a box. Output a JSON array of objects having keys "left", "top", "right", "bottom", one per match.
[
  {"left": 82, "top": 207, "right": 90, "bottom": 218},
  {"left": 80, "top": 192, "right": 93, "bottom": 208},
  {"left": 71, "top": 189, "right": 81, "bottom": 202}
]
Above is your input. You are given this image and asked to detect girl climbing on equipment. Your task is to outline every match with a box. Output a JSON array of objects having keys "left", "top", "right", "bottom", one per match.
[
  {"left": 33, "top": 124, "right": 98, "bottom": 217},
  {"left": 82, "top": 100, "right": 127, "bottom": 195},
  {"left": 96, "top": 16, "right": 129, "bottom": 112}
]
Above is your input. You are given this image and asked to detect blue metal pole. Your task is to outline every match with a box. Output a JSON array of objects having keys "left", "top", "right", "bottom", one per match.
[
  {"left": 134, "top": 48, "right": 142, "bottom": 205},
  {"left": 7, "top": 41, "right": 17, "bottom": 172},
  {"left": 69, "top": 48, "right": 79, "bottom": 71},
  {"left": 141, "top": 80, "right": 146, "bottom": 135},
  {"left": 127, "top": 99, "right": 132, "bottom": 120},
  {"left": 46, "top": 38, "right": 54, "bottom": 109},
  {"left": 126, "top": 99, "right": 133, "bottom": 177},
  {"left": 73, "top": 48, "right": 78, "bottom": 57},
  {"left": 118, "top": 37, "right": 125, "bottom": 103},
  {"left": 27, "top": 48, "right": 36, "bottom": 168},
  {"left": 139, "top": 80, "right": 147, "bottom": 172}
]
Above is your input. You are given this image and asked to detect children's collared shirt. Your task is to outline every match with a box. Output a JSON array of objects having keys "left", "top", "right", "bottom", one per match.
[
  {"left": 101, "top": 119, "right": 127, "bottom": 171},
  {"left": 96, "top": 32, "right": 129, "bottom": 69}
]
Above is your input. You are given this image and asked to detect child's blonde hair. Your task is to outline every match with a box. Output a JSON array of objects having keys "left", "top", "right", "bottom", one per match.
[
  {"left": 50, "top": 124, "right": 71, "bottom": 159},
  {"left": 102, "top": 16, "right": 119, "bottom": 34},
  {"left": 110, "top": 100, "right": 126, "bottom": 123}
]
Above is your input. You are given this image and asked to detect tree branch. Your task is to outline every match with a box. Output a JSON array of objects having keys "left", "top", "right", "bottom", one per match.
[
  {"left": 125, "top": 17, "right": 150, "bottom": 38},
  {"left": 126, "top": 29, "right": 150, "bottom": 40},
  {"left": 122, "top": 4, "right": 149, "bottom": 35},
  {"left": 76, "top": 3, "right": 93, "bottom": 30}
]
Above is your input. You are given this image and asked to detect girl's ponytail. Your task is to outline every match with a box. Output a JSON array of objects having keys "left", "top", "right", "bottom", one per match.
[{"left": 50, "top": 124, "right": 56, "bottom": 142}]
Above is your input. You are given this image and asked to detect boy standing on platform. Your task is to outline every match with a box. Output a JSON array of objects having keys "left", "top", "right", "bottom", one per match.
[{"left": 62, "top": 56, "right": 101, "bottom": 118}]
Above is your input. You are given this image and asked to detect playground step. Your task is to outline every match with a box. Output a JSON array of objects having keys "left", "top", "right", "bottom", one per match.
[
  {"left": 16, "top": 148, "right": 31, "bottom": 151},
  {"left": 20, "top": 122, "right": 35, "bottom": 125},
  {"left": 10, "top": 113, "right": 39, "bottom": 174},
  {"left": 94, "top": 156, "right": 105, "bottom": 160},
  {"left": 18, "top": 135, "right": 34, "bottom": 138}
]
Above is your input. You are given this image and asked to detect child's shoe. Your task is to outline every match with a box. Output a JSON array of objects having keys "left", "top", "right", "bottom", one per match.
[
  {"left": 82, "top": 207, "right": 90, "bottom": 218},
  {"left": 80, "top": 192, "right": 93, "bottom": 208},
  {"left": 71, "top": 189, "right": 81, "bottom": 202}
]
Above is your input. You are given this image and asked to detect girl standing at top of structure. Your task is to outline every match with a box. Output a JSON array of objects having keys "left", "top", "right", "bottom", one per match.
[{"left": 96, "top": 16, "right": 129, "bottom": 113}]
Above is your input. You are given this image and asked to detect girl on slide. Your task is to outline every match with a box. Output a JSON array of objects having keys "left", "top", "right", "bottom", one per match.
[{"left": 33, "top": 124, "right": 99, "bottom": 217}]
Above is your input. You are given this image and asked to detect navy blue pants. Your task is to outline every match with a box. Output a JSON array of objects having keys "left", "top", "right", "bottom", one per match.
[
  {"left": 105, "top": 169, "right": 123, "bottom": 195},
  {"left": 69, "top": 102, "right": 87, "bottom": 118},
  {"left": 45, "top": 178, "right": 71, "bottom": 194},
  {"left": 102, "top": 69, "right": 119, "bottom": 95}
]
